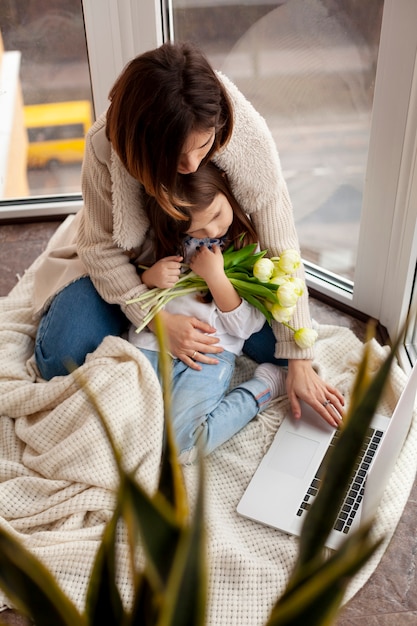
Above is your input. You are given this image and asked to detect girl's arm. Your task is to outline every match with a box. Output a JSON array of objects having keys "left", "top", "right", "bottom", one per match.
[{"left": 189, "top": 246, "right": 241, "bottom": 312}]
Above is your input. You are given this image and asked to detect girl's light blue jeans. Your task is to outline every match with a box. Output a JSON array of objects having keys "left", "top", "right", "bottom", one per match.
[{"left": 140, "top": 348, "right": 272, "bottom": 461}]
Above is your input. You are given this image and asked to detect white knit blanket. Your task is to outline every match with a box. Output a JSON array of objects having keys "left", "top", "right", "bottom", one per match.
[{"left": 1, "top": 237, "right": 416, "bottom": 625}]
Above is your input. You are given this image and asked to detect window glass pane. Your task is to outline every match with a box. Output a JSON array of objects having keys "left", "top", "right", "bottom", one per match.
[
  {"left": 172, "top": 0, "right": 384, "bottom": 282},
  {"left": 0, "top": 0, "right": 93, "bottom": 200}
]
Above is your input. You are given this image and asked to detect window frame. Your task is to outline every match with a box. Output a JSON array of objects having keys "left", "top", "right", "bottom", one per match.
[
  {"left": 81, "top": 0, "right": 165, "bottom": 116},
  {"left": 350, "top": 0, "right": 417, "bottom": 347}
]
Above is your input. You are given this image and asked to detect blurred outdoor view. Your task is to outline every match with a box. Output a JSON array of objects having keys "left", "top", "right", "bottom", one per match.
[
  {"left": 1, "top": 0, "right": 384, "bottom": 281},
  {"left": 0, "top": 0, "right": 92, "bottom": 198}
]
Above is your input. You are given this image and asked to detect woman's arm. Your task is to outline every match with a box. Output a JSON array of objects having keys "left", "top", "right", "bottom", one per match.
[{"left": 77, "top": 120, "right": 151, "bottom": 329}]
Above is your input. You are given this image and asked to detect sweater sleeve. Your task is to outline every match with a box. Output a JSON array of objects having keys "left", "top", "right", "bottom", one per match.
[
  {"left": 213, "top": 72, "right": 314, "bottom": 361},
  {"left": 77, "top": 123, "right": 151, "bottom": 329}
]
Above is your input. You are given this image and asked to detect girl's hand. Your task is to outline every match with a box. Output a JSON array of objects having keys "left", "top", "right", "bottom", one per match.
[
  {"left": 189, "top": 245, "right": 224, "bottom": 282},
  {"left": 190, "top": 245, "right": 241, "bottom": 313},
  {"left": 141, "top": 256, "right": 183, "bottom": 289},
  {"left": 148, "top": 310, "right": 224, "bottom": 370},
  {"left": 286, "top": 359, "right": 345, "bottom": 427}
]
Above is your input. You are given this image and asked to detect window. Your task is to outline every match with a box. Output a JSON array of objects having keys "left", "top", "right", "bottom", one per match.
[
  {"left": 2, "top": 0, "right": 417, "bottom": 367},
  {"left": 170, "top": 0, "right": 417, "bottom": 366},
  {"left": 172, "top": 0, "right": 383, "bottom": 286},
  {"left": 0, "top": 0, "right": 92, "bottom": 209}
]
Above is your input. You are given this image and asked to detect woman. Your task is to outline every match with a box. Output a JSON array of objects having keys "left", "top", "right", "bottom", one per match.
[{"left": 33, "top": 40, "right": 344, "bottom": 425}]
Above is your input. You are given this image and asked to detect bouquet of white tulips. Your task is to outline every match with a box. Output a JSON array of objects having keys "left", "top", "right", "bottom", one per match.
[{"left": 127, "top": 242, "right": 318, "bottom": 349}]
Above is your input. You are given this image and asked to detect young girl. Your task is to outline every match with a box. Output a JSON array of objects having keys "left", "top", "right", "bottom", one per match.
[{"left": 128, "top": 162, "right": 286, "bottom": 462}]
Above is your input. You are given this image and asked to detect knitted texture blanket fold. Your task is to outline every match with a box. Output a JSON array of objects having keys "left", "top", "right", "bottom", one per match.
[{"left": 0, "top": 227, "right": 416, "bottom": 624}]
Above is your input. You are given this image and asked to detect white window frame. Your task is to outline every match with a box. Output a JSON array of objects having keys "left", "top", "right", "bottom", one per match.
[
  {"left": 302, "top": 0, "right": 417, "bottom": 369},
  {"left": 350, "top": 0, "right": 417, "bottom": 351},
  {"left": 3, "top": 0, "right": 417, "bottom": 368},
  {"left": 81, "top": 0, "right": 166, "bottom": 116}
]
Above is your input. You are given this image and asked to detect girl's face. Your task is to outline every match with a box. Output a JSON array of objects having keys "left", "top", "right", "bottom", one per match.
[
  {"left": 185, "top": 192, "right": 233, "bottom": 240},
  {"left": 177, "top": 128, "right": 216, "bottom": 174}
]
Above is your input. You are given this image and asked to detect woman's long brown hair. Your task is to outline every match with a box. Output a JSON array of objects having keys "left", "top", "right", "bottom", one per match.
[{"left": 106, "top": 41, "right": 233, "bottom": 219}]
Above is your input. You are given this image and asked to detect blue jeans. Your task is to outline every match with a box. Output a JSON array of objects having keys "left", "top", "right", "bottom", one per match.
[
  {"left": 243, "top": 321, "right": 288, "bottom": 367},
  {"left": 34, "top": 277, "right": 285, "bottom": 380},
  {"left": 35, "top": 277, "right": 128, "bottom": 380},
  {"left": 141, "top": 348, "right": 272, "bottom": 460}
]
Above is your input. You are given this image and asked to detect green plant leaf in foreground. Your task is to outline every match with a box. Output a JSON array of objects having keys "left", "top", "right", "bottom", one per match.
[
  {"left": 122, "top": 473, "right": 182, "bottom": 590},
  {"left": 85, "top": 504, "right": 125, "bottom": 626},
  {"left": 0, "top": 527, "right": 85, "bottom": 626},
  {"left": 150, "top": 313, "right": 207, "bottom": 625},
  {"left": 114, "top": 472, "right": 184, "bottom": 625},
  {"left": 265, "top": 521, "right": 383, "bottom": 626},
  {"left": 73, "top": 312, "right": 205, "bottom": 625},
  {"left": 268, "top": 320, "right": 409, "bottom": 624},
  {"left": 295, "top": 337, "right": 397, "bottom": 572},
  {"left": 156, "top": 457, "right": 207, "bottom": 626},
  {"left": 153, "top": 313, "right": 189, "bottom": 523}
]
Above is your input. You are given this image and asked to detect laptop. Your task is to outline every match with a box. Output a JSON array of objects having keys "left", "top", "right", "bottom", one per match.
[{"left": 237, "top": 362, "right": 417, "bottom": 549}]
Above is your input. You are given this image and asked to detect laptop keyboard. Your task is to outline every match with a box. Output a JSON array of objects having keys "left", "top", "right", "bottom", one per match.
[{"left": 296, "top": 426, "right": 384, "bottom": 534}]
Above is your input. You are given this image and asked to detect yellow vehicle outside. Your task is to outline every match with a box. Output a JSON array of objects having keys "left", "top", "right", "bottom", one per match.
[{"left": 24, "top": 100, "right": 93, "bottom": 169}]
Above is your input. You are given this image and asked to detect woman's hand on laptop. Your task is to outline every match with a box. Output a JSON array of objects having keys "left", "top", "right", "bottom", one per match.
[{"left": 286, "top": 359, "right": 345, "bottom": 427}]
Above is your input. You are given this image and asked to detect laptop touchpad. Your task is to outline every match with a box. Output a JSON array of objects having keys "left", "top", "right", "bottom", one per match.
[{"left": 267, "top": 432, "right": 320, "bottom": 479}]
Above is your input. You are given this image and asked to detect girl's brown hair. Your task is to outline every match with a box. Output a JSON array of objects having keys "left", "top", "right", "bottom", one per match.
[
  {"left": 106, "top": 41, "right": 233, "bottom": 219},
  {"left": 145, "top": 161, "right": 258, "bottom": 261}
]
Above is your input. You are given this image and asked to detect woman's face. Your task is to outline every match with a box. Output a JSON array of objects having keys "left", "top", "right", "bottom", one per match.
[
  {"left": 185, "top": 192, "right": 233, "bottom": 240},
  {"left": 177, "top": 128, "right": 216, "bottom": 174}
]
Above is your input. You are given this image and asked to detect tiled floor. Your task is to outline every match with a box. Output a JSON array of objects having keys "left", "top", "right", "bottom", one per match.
[{"left": 0, "top": 220, "right": 417, "bottom": 625}]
